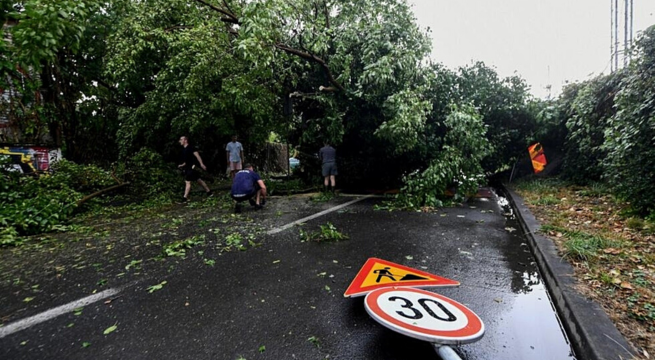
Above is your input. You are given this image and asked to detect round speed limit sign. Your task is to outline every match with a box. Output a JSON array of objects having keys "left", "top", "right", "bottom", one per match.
[{"left": 364, "top": 287, "right": 484, "bottom": 344}]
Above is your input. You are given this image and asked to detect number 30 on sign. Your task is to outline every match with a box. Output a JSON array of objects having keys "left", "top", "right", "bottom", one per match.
[{"left": 364, "top": 287, "right": 485, "bottom": 345}]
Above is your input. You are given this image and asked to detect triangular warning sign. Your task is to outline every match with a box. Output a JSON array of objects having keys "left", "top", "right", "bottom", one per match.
[{"left": 344, "top": 258, "right": 459, "bottom": 298}]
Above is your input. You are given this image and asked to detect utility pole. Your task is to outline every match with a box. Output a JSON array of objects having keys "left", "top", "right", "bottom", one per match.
[
  {"left": 630, "top": 0, "right": 634, "bottom": 59},
  {"left": 610, "top": 0, "right": 615, "bottom": 72},
  {"left": 614, "top": 0, "right": 619, "bottom": 71},
  {"left": 624, "top": 0, "right": 628, "bottom": 67}
]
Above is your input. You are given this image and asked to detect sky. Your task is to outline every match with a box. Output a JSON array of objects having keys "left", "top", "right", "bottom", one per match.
[{"left": 408, "top": 0, "right": 655, "bottom": 99}]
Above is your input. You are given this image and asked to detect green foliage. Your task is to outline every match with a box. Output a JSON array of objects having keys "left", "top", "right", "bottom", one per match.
[
  {"left": 453, "top": 62, "right": 536, "bottom": 172},
  {"left": 162, "top": 235, "right": 205, "bottom": 258},
  {"left": 533, "top": 195, "right": 560, "bottom": 206},
  {"left": 299, "top": 222, "right": 348, "bottom": 242},
  {"left": 108, "top": 0, "right": 281, "bottom": 162},
  {"left": 51, "top": 160, "right": 116, "bottom": 193},
  {"left": 224, "top": 233, "right": 246, "bottom": 251},
  {"left": 561, "top": 73, "right": 623, "bottom": 183},
  {"left": 603, "top": 25, "right": 655, "bottom": 215},
  {"left": 561, "top": 230, "right": 622, "bottom": 263},
  {"left": 0, "top": 159, "right": 115, "bottom": 245},
  {"left": 396, "top": 105, "right": 489, "bottom": 208},
  {"left": 4, "top": 0, "right": 99, "bottom": 68},
  {"left": 514, "top": 178, "right": 567, "bottom": 193},
  {"left": 119, "top": 148, "right": 179, "bottom": 200}
]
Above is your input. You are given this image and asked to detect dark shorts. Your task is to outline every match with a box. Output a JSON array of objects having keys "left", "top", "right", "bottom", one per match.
[
  {"left": 231, "top": 191, "right": 256, "bottom": 203},
  {"left": 322, "top": 162, "right": 338, "bottom": 177},
  {"left": 184, "top": 169, "right": 201, "bottom": 182}
]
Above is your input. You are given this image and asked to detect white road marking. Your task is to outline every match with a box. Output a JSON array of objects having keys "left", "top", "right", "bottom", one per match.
[
  {"left": 0, "top": 288, "right": 121, "bottom": 338},
  {"left": 266, "top": 195, "right": 374, "bottom": 235}
]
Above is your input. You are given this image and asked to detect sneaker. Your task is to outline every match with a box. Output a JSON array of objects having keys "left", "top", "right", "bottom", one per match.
[
  {"left": 234, "top": 203, "right": 242, "bottom": 214},
  {"left": 178, "top": 197, "right": 188, "bottom": 204},
  {"left": 206, "top": 191, "right": 214, "bottom": 197},
  {"left": 248, "top": 198, "right": 256, "bottom": 207},
  {"left": 255, "top": 204, "right": 263, "bottom": 210},
  {"left": 260, "top": 198, "right": 266, "bottom": 206}
]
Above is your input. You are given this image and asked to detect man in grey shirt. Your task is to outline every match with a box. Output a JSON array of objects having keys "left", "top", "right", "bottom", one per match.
[
  {"left": 226, "top": 135, "right": 244, "bottom": 180},
  {"left": 319, "top": 142, "right": 337, "bottom": 193}
]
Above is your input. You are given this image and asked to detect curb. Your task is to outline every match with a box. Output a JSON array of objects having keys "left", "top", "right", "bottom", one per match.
[{"left": 501, "top": 184, "right": 636, "bottom": 360}]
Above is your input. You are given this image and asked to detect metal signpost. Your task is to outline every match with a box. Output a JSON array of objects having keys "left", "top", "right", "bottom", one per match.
[{"left": 347, "top": 258, "right": 484, "bottom": 360}]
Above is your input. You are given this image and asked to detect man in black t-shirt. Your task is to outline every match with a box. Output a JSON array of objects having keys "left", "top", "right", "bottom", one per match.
[{"left": 178, "top": 136, "right": 212, "bottom": 202}]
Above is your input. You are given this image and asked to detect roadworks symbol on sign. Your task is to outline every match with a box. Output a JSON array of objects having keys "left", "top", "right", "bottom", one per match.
[{"left": 344, "top": 258, "right": 460, "bottom": 297}]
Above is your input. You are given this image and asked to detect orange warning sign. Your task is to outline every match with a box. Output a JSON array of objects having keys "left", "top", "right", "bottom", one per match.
[
  {"left": 344, "top": 258, "right": 460, "bottom": 298},
  {"left": 528, "top": 143, "right": 547, "bottom": 174}
]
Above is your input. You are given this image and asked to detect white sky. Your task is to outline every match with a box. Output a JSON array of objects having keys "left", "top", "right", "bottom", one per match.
[{"left": 409, "top": 0, "right": 655, "bottom": 99}]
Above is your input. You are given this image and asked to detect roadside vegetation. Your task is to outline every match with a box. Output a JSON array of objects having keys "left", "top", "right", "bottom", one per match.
[
  {"left": 515, "top": 179, "right": 654, "bottom": 357},
  {"left": 509, "top": 25, "right": 655, "bottom": 358}
]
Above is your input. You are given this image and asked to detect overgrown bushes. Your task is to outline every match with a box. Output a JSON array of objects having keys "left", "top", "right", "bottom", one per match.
[
  {"left": 603, "top": 26, "right": 655, "bottom": 215},
  {"left": 0, "top": 159, "right": 112, "bottom": 245},
  {"left": 119, "top": 147, "right": 180, "bottom": 200},
  {"left": 396, "top": 106, "right": 489, "bottom": 208},
  {"left": 0, "top": 149, "right": 181, "bottom": 246},
  {"left": 552, "top": 25, "right": 655, "bottom": 215}
]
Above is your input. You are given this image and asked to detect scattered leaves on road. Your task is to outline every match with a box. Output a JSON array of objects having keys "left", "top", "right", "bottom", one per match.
[
  {"left": 147, "top": 281, "right": 167, "bottom": 293},
  {"left": 103, "top": 323, "right": 118, "bottom": 335},
  {"left": 307, "top": 336, "right": 320, "bottom": 348}
]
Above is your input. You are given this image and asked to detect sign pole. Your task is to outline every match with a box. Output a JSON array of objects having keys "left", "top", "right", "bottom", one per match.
[{"left": 432, "top": 344, "right": 463, "bottom": 360}]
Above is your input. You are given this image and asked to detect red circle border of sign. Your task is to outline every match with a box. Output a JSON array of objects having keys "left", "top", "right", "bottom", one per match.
[{"left": 365, "top": 287, "right": 483, "bottom": 338}]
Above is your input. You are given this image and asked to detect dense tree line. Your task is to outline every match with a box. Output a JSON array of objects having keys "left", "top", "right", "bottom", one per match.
[
  {"left": 6, "top": 0, "right": 610, "bottom": 244},
  {"left": 6, "top": 0, "right": 653, "bottom": 237},
  {"left": 2, "top": 0, "right": 539, "bottom": 195}
]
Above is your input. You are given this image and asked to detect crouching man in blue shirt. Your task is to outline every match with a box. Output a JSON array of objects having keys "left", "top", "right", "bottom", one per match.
[{"left": 230, "top": 164, "right": 267, "bottom": 213}]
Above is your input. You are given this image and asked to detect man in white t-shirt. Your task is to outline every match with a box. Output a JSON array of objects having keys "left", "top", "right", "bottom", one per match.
[{"left": 226, "top": 135, "right": 244, "bottom": 180}]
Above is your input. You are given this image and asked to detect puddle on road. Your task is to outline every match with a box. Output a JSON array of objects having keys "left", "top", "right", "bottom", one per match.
[{"left": 483, "top": 187, "right": 576, "bottom": 360}]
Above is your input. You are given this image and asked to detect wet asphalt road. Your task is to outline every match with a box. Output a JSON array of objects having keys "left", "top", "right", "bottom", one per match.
[{"left": 0, "top": 191, "right": 576, "bottom": 360}]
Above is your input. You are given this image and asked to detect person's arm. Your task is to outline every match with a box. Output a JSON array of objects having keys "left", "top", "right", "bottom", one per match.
[
  {"left": 194, "top": 151, "right": 207, "bottom": 171},
  {"left": 240, "top": 144, "right": 244, "bottom": 163},
  {"left": 257, "top": 180, "right": 267, "bottom": 198}
]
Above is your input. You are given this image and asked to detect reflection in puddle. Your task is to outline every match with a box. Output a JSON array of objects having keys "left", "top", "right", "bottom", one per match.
[
  {"left": 492, "top": 187, "right": 576, "bottom": 359},
  {"left": 522, "top": 270, "right": 541, "bottom": 289}
]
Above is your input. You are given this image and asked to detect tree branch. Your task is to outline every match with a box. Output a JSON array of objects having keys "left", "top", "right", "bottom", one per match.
[
  {"left": 222, "top": 0, "right": 237, "bottom": 19},
  {"left": 76, "top": 182, "right": 130, "bottom": 207},
  {"left": 194, "top": 0, "right": 240, "bottom": 25},
  {"left": 274, "top": 43, "right": 345, "bottom": 92}
]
